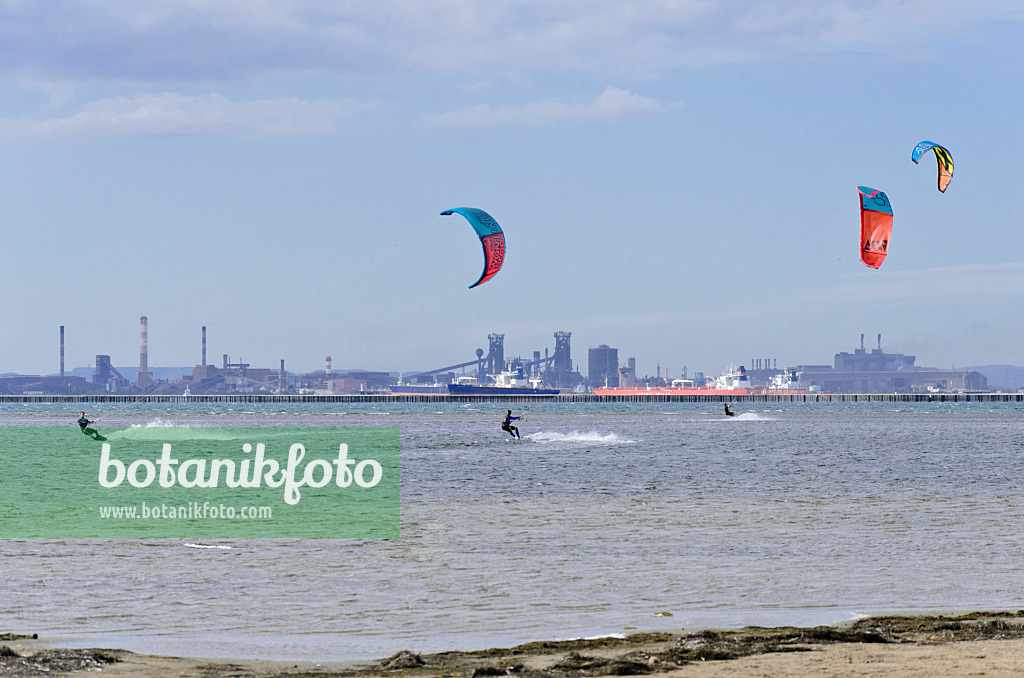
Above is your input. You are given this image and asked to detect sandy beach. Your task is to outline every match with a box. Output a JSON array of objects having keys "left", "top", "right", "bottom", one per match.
[{"left": 4, "top": 612, "right": 1024, "bottom": 678}]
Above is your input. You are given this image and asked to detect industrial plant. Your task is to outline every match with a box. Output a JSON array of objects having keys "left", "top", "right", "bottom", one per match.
[
  {"left": 0, "top": 319, "right": 1004, "bottom": 395},
  {"left": 0, "top": 318, "right": 585, "bottom": 395}
]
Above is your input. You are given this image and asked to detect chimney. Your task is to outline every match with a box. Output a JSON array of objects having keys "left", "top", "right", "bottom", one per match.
[
  {"left": 326, "top": 356, "right": 332, "bottom": 374},
  {"left": 202, "top": 326, "right": 207, "bottom": 366},
  {"left": 137, "top": 316, "right": 153, "bottom": 387},
  {"left": 878, "top": 333, "right": 882, "bottom": 351},
  {"left": 223, "top": 354, "right": 228, "bottom": 369},
  {"left": 860, "top": 333, "right": 865, "bottom": 351},
  {"left": 59, "top": 326, "right": 65, "bottom": 377},
  {"left": 139, "top": 316, "right": 148, "bottom": 373}
]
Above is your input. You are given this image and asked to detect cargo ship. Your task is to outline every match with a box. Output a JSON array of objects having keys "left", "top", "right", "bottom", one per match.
[
  {"left": 387, "top": 382, "right": 449, "bottom": 395},
  {"left": 765, "top": 368, "right": 805, "bottom": 394},
  {"left": 595, "top": 364, "right": 807, "bottom": 396},
  {"left": 593, "top": 364, "right": 756, "bottom": 396},
  {"left": 447, "top": 367, "right": 560, "bottom": 395}
]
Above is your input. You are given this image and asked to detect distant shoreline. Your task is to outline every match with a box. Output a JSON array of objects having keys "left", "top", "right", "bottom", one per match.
[
  {"left": 0, "top": 392, "right": 1021, "bottom": 403},
  {"left": 5, "top": 612, "right": 1024, "bottom": 677}
]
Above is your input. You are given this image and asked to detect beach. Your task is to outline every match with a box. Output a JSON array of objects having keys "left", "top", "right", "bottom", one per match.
[{"left": 5, "top": 613, "right": 1024, "bottom": 677}]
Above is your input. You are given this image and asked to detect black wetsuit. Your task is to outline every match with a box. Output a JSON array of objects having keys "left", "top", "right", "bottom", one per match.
[
  {"left": 502, "top": 414, "right": 521, "bottom": 438},
  {"left": 724, "top": 404, "right": 735, "bottom": 417},
  {"left": 78, "top": 416, "right": 104, "bottom": 440}
]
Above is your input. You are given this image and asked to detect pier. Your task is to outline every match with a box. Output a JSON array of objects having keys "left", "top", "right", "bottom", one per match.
[{"left": 0, "top": 393, "right": 1021, "bottom": 404}]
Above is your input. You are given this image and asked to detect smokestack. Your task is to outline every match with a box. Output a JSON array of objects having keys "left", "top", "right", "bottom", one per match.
[
  {"left": 59, "top": 326, "right": 65, "bottom": 377},
  {"left": 223, "top": 354, "right": 228, "bottom": 369},
  {"left": 326, "top": 356, "right": 332, "bottom": 374},
  {"left": 137, "top": 316, "right": 153, "bottom": 388},
  {"left": 878, "top": 333, "right": 882, "bottom": 351},
  {"left": 202, "top": 326, "right": 207, "bottom": 366},
  {"left": 139, "top": 316, "right": 148, "bottom": 373},
  {"left": 860, "top": 333, "right": 865, "bottom": 350}
]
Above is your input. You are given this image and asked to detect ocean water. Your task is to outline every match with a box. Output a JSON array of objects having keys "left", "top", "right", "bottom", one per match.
[{"left": 2, "top": 400, "right": 1024, "bottom": 660}]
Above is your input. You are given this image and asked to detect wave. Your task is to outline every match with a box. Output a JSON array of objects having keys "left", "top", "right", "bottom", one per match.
[
  {"left": 525, "top": 431, "right": 636, "bottom": 445},
  {"left": 105, "top": 424, "right": 248, "bottom": 441},
  {"left": 131, "top": 418, "right": 178, "bottom": 428},
  {"left": 734, "top": 412, "right": 775, "bottom": 421},
  {"left": 696, "top": 411, "right": 774, "bottom": 421},
  {"left": 183, "top": 543, "right": 234, "bottom": 550},
  {"left": 703, "top": 412, "right": 776, "bottom": 421}
]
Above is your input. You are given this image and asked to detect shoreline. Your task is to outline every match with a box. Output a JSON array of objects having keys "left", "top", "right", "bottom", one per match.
[{"left": 6, "top": 612, "right": 1024, "bottom": 677}]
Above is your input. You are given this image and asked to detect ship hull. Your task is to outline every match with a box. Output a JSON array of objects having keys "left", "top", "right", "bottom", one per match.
[
  {"left": 388, "top": 385, "right": 448, "bottom": 394},
  {"left": 448, "top": 384, "right": 560, "bottom": 395},
  {"left": 592, "top": 387, "right": 806, "bottom": 396},
  {"left": 593, "top": 387, "right": 756, "bottom": 396}
]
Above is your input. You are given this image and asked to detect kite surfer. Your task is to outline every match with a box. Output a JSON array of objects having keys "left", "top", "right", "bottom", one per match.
[
  {"left": 77, "top": 412, "right": 105, "bottom": 440},
  {"left": 501, "top": 410, "right": 522, "bottom": 438},
  {"left": 724, "top": 402, "right": 736, "bottom": 417}
]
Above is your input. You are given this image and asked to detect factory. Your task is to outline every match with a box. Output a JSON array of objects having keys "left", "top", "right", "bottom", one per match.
[
  {"left": 0, "top": 317, "right": 590, "bottom": 395},
  {"left": 795, "top": 334, "right": 988, "bottom": 393},
  {"left": 0, "top": 322, "right": 996, "bottom": 396},
  {"left": 396, "top": 331, "right": 584, "bottom": 390}
]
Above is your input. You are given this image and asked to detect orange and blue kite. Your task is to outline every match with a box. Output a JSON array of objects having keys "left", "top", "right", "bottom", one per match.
[{"left": 858, "top": 186, "right": 893, "bottom": 269}]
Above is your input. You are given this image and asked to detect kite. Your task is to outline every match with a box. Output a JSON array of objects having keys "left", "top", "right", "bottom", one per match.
[
  {"left": 911, "top": 141, "right": 954, "bottom": 192},
  {"left": 440, "top": 207, "right": 506, "bottom": 288},
  {"left": 858, "top": 186, "right": 893, "bottom": 269}
]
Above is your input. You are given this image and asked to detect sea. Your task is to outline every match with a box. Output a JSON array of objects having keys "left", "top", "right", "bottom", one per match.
[{"left": 1, "top": 400, "right": 1023, "bottom": 661}]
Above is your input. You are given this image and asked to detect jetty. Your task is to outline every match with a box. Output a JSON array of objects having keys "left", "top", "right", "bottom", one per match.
[{"left": 0, "top": 393, "right": 1021, "bottom": 404}]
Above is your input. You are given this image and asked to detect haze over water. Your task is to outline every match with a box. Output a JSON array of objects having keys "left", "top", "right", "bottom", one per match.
[{"left": 1, "top": 401, "right": 1023, "bottom": 661}]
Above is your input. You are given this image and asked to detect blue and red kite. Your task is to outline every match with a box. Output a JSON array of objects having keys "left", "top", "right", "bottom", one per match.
[{"left": 441, "top": 207, "right": 506, "bottom": 288}]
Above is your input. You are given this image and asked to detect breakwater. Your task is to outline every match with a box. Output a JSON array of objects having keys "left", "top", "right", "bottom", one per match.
[{"left": 1, "top": 392, "right": 1022, "bottom": 404}]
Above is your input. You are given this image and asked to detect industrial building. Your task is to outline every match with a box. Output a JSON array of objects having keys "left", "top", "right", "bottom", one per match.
[
  {"left": 588, "top": 345, "right": 619, "bottom": 388},
  {"left": 797, "top": 335, "right": 987, "bottom": 393},
  {"left": 0, "top": 320, "right": 998, "bottom": 396}
]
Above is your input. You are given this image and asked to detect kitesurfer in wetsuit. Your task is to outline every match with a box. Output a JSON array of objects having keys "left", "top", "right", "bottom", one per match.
[
  {"left": 78, "top": 412, "right": 105, "bottom": 440},
  {"left": 724, "top": 402, "right": 736, "bottom": 417},
  {"left": 501, "top": 410, "right": 521, "bottom": 438}
]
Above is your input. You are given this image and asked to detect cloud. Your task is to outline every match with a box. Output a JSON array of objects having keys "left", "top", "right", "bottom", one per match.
[
  {"left": 0, "top": 93, "right": 380, "bottom": 138},
  {"left": 0, "top": 1, "right": 1021, "bottom": 82},
  {"left": 425, "top": 87, "right": 661, "bottom": 127}
]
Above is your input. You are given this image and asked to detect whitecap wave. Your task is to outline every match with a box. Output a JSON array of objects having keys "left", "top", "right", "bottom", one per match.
[
  {"left": 132, "top": 418, "right": 177, "bottom": 428},
  {"left": 106, "top": 425, "right": 247, "bottom": 441},
  {"left": 733, "top": 412, "right": 775, "bottom": 421},
  {"left": 703, "top": 412, "right": 776, "bottom": 422},
  {"left": 525, "top": 431, "right": 636, "bottom": 445},
  {"left": 184, "top": 543, "right": 234, "bottom": 550}
]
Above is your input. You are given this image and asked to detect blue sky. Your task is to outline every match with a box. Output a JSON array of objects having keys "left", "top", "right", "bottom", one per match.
[{"left": 1, "top": 1, "right": 1023, "bottom": 377}]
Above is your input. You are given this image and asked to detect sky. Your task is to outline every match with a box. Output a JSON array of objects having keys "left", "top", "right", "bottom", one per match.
[{"left": 1, "top": 1, "right": 1023, "bottom": 378}]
